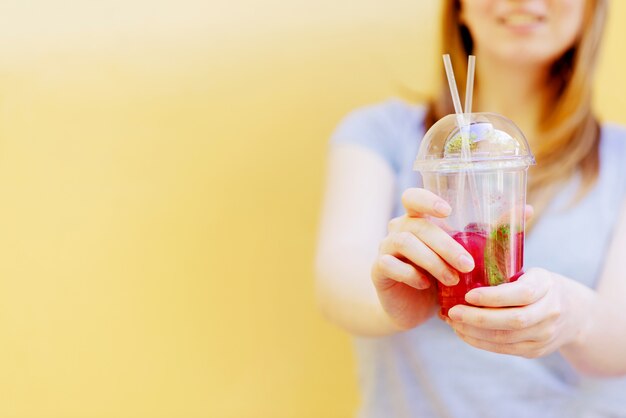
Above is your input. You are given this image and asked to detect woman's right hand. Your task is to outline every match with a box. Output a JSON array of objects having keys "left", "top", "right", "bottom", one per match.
[{"left": 371, "top": 188, "right": 476, "bottom": 330}]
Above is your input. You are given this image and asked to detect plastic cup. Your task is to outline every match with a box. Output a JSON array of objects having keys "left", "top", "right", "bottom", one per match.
[{"left": 413, "top": 112, "right": 535, "bottom": 317}]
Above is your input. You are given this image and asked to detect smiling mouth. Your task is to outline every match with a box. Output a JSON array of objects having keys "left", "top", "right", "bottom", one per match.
[{"left": 499, "top": 13, "right": 546, "bottom": 27}]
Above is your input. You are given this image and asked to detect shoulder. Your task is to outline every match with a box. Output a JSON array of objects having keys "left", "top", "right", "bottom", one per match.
[
  {"left": 330, "top": 98, "right": 427, "bottom": 173},
  {"left": 600, "top": 122, "right": 626, "bottom": 150},
  {"left": 598, "top": 122, "right": 626, "bottom": 200},
  {"left": 334, "top": 98, "right": 426, "bottom": 136},
  {"left": 599, "top": 123, "right": 626, "bottom": 169}
]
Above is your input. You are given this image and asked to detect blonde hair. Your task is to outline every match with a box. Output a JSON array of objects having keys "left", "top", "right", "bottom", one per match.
[{"left": 426, "top": 0, "right": 608, "bottom": 222}]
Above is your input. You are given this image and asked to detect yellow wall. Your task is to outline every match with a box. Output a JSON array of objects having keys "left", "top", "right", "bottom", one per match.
[{"left": 0, "top": 1, "right": 625, "bottom": 417}]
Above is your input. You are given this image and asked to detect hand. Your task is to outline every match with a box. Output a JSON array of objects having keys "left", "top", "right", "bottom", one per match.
[
  {"left": 445, "top": 268, "right": 584, "bottom": 358},
  {"left": 371, "top": 188, "right": 476, "bottom": 330}
]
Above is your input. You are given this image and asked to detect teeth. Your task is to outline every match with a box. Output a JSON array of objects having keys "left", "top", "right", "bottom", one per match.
[{"left": 504, "top": 14, "right": 541, "bottom": 25}]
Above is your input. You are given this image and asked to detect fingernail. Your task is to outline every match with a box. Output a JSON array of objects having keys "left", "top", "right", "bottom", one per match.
[
  {"left": 417, "top": 279, "right": 431, "bottom": 290},
  {"left": 458, "top": 254, "right": 475, "bottom": 271},
  {"left": 448, "top": 308, "right": 463, "bottom": 322},
  {"left": 443, "top": 270, "right": 459, "bottom": 286},
  {"left": 434, "top": 200, "right": 452, "bottom": 216},
  {"left": 465, "top": 291, "right": 481, "bottom": 305}
]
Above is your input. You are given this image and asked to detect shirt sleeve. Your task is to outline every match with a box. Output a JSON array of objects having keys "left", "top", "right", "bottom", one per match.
[{"left": 330, "top": 99, "right": 418, "bottom": 175}]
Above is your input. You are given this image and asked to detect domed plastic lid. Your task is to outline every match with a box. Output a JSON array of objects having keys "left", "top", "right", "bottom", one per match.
[{"left": 413, "top": 112, "right": 535, "bottom": 173}]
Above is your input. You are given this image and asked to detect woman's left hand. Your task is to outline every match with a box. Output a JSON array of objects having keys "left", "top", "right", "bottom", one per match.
[{"left": 445, "top": 268, "right": 585, "bottom": 359}]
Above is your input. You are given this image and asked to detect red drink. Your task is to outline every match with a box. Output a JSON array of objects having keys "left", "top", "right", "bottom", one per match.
[{"left": 438, "top": 224, "right": 524, "bottom": 317}]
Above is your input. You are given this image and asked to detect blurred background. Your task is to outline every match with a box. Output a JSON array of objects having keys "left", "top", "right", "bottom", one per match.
[{"left": 1, "top": 1, "right": 625, "bottom": 417}]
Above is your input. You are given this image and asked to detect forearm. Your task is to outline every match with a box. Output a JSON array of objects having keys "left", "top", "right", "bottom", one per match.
[
  {"left": 315, "top": 248, "right": 434, "bottom": 337},
  {"left": 315, "top": 250, "right": 403, "bottom": 336},
  {"left": 316, "top": 278, "right": 403, "bottom": 337},
  {"left": 559, "top": 276, "right": 626, "bottom": 377}
]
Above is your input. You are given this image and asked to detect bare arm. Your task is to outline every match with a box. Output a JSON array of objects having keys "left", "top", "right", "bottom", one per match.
[{"left": 315, "top": 143, "right": 402, "bottom": 336}]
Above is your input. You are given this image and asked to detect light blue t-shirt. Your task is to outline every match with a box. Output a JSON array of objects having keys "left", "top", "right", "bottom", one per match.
[{"left": 331, "top": 99, "right": 626, "bottom": 418}]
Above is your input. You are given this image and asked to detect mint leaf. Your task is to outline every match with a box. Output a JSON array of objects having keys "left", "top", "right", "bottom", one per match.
[{"left": 484, "top": 224, "right": 510, "bottom": 286}]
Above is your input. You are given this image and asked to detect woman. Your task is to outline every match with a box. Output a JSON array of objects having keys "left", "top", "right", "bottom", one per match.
[{"left": 316, "top": 0, "right": 626, "bottom": 416}]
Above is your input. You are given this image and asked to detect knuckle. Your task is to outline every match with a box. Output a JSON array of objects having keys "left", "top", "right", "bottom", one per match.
[
  {"left": 491, "top": 343, "right": 513, "bottom": 355},
  {"left": 376, "top": 254, "right": 393, "bottom": 271},
  {"left": 488, "top": 292, "right": 504, "bottom": 306},
  {"left": 396, "top": 264, "right": 414, "bottom": 282},
  {"left": 401, "top": 188, "right": 417, "bottom": 208},
  {"left": 387, "top": 217, "right": 402, "bottom": 232},
  {"left": 372, "top": 256, "right": 401, "bottom": 287},
  {"left": 473, "top": 313, "right": 487, "bottom": 327},
  {"left": 519, "top": 285, "right": 537, "bottom": 304},
  {"left": 504, "top": 345, "right": 521, "bottom": 356},
  {"left": 547, "top": 305, "right": 562, "bottom": 320},
  {"left": 419, "top": 254, "right": 439, "bottom": 274},
  {"left": 510, "top": 312, "right": 529, "bottom": 329},
  {"left": 539, "top": 325, "right": 557, "bottom": 342},
  {"left": 379, "top": 235, "right": 393, "bottom": 254},
  {"left": 523, "top": 347, "right": 546, "bottom": 359},
  {"left": 393, "top": 231, "right": 415, "bottom": 252},
  {"left": 452, "top": 323, "right": 465, "bottom": 334},
  {"left": 493, "top": 330, "right": 512, "bottom": 344},
  {"left": 372, "top": 257, "right": 387, "bottom": 278},
  {"left": 411, "top": 218, "right": 428, "bottom": 236}
]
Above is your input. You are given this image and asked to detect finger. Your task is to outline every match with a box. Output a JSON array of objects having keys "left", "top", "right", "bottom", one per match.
[
  {"left": 401, "top": 188, "right": 451, "bottom": 218},
  {"left": 380, "top": 232, "right": 459, "bottom": 286},
  {"left": 393, "top": 217, "right": 474, "bottom": 273},
  {"left": 373, "top": 254, "right": 431, "bottom": 290},
  {"left": 464, "top": 271, "right": 550, "bottom": 307},
  {"left": 453, "top": 329, "right": 547, "bottom": 358},
  {"left": 445, "top": 316, "right": 556, "bottom": 344},
  {"left": 447, "top": 303, "right": 545, "bottom": 331}
]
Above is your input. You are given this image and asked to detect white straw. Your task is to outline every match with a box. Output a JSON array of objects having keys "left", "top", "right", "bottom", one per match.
[
  {"left": 443, "top": 54, "right": 468, "bottom": 227},
  {"left": 442, "top": 54, "right": 482, "bottom": 230},
  {"left": 464, "top": 55, "right": 476, "bottom": 115},
  {"left": 464, "top": 54, "right": 482, "bottom": 217},
  {"left": 442, "top": 54, "right": 464, "bottom": 116}
]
